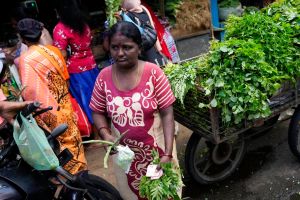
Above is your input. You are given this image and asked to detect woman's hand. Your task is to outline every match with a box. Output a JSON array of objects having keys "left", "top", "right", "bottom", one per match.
[
  {"left": 97, "top": 127, "right": 118, "bottom": 154},
  {"left": 156, "top": 154, "right": 172, "bottom": 170},
  {"left": 102, "top": 133, "right": 118, "bottom": 155},
  {"left": 114, "top": 12, "right": 122, "bottom": 21},
  {"left": 102, "top": 132, "right": 117, "bottom": 144},
  {"left": 159, "top": 106, "right": 175, "bottom": 164},
  {"left": 92, "top": 113, "right": 118, "bottom": 154},
  {"left": 0, "top": 101, "right": 33, "bottom": 124},
  {"left": 160, "top": 155, "right": 172, "bottom": 163}
]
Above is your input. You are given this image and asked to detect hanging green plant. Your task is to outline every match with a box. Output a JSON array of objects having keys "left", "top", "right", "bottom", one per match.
[
  {"left": 105, "top": 0, "right": 121, "bottom": 27},
  {"left": 165, "top": 0, "right": 183, "bottom": 25}
]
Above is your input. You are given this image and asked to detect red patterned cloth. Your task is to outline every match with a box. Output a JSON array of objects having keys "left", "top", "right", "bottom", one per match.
[
  {"left": 53, "top": 22, "right": 97, "bottom": 74},
  {"left": 90, "top": 62, "right": 176, "bottom": 199}
]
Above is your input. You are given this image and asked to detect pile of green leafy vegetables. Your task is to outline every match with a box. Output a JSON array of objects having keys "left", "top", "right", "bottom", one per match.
[
  {"left": 164, "top": 0, "right": 300, "bottom": 125},
  {"left": 164, "top": 57, "right": 204, "bottom": 105},
  {"left": 139, "top": 150, "right": 182, "bottom": 200}
]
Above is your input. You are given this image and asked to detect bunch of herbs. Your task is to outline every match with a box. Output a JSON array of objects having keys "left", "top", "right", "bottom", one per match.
[
  {"left": 198, "top": 39, "right": 285, "bottom": 124},
  {"left": 139, "top": 150, "right": 182, "bottom": 200},
  {"left": 225, "top": 10, "right": 300, "bottom": 80},
  {"left": 164, "top": 57, "right": 205, "bottom": 105}
]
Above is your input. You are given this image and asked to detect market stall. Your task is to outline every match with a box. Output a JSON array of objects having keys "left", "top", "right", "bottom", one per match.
[
  {"left": 143, "top": 0, "right": 212, "bottom": 60},
  {"left": 164, "top": 0, "right": 300, "bottom": 184},
  {"left": 1, "top": 0, "right": 214, "bottom": 62}
]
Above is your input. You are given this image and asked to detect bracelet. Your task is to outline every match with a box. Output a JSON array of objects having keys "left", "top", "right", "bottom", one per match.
[{"left": 161, "top": 154, "right": 173, "bottom": 159}]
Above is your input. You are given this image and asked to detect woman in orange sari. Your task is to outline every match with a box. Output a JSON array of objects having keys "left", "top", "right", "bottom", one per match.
[{"left": 17, "top": 18, "right": 87, "bottom": 174}]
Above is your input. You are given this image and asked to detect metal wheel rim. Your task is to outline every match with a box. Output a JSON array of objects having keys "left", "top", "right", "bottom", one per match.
[{"left": 192, "top": 136, "right": 245, "bottom": 181}]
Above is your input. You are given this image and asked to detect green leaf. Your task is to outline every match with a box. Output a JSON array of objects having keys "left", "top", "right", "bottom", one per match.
[
  {"left": 199, "top": 103, "right": 206, "bottom": 108},
  {"left": 215, "top": 79, "right": 225, "bottom": 87},
  {"left": 210, "top": 98, "right": 218, "bottom": 107},
  {"left": 205, "top": 89, "right": 211, "bottom": 95},
  {"left": 220, "top": 46, "right": 229, "bottom": 52}
]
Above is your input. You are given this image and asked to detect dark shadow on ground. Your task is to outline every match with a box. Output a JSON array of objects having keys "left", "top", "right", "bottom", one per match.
[{"left": 182, "top": 145, "right": 274, "bottom": 199}]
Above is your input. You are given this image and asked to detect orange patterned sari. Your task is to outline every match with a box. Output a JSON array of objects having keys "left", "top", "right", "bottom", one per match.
[{"left": 19, "top": 45, "right": 87, "bottom": 174}]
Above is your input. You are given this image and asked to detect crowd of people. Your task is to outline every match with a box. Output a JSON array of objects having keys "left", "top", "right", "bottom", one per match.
[{"left": 0, "top": 0, "right": 181, "bottom": 199}]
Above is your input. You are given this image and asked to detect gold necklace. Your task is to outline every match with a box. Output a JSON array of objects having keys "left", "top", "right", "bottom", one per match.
[{"left": 113, "top": 65, "right": 140, "bottom": 91}]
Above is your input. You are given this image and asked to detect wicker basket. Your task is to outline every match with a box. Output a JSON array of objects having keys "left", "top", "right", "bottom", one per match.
[{"left": 174, "top": 80, "right": 300, "bottom": 143}]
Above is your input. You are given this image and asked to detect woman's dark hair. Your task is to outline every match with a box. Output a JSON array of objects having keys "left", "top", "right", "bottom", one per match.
[
  {"left": 55, "top": 0, "right": 87, "bottom": 35},
  {"left": 17, "top": 18, "right": 43, "bottom": 43},
  {"left": 108, "top": 21, "right": 142, "bottom": 48}
]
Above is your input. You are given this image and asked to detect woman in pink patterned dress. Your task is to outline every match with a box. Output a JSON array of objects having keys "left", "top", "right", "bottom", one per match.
[
  {"left": 53, "top": 0, "right": 99, "bottom": 128},
  {"left": 89, "top": 21, "right": 181, "bottom": 200}
]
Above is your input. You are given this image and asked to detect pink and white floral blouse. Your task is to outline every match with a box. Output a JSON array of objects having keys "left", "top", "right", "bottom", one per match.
[{"left": 53, "top": 22, "right": 96, "bottom": 74}]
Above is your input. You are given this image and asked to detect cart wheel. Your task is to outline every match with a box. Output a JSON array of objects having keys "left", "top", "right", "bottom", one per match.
[
  {"left": 185, "top": 133, "right": 246, "bottom": 184},
  {"left": 288, "top": 106, "right": 300, "bottom": 160}
]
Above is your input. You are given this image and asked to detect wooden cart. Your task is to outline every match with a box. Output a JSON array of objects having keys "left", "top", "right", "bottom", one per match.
[{"left": 174, "top": 79, "right": 300, "bottom": 184}]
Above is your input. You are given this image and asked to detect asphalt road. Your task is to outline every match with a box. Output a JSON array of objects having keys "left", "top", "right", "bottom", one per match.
[
  {"left": 86, "top": 118, "right": 300, "bottom": 200},
  {"left": 182, "top": 119, "right": 300, "bottom": 200}
]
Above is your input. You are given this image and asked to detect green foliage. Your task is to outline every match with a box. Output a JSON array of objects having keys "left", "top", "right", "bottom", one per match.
[
  {"left": 225, "top": 11, "right": 300, "bottom": 78},
  {"left": 164, "top": 0, "right": 299, "bottom": 125},
  {"left": 199, "top": 39, "right": 286, "bottom": 124},
  {"left": 263, "top": 0, "right": 300, "bottom": 47},
  {"left": 139, "top": 150, "right": 183, "bottom": 200},
  {"left": 218, "top": 0, "right": 240, "bottom": 8},
  {"left": 105, "top": 0, "right": 121, "bottom": 27},
  {"left": 164, "top": 57, "right": 205, "bottom": 105},
  {"left": 165, "top": 0, "right": 183, "bottom": 25},
  {"left": 143, "top": 0, "right": 182, "bottom": 25}
]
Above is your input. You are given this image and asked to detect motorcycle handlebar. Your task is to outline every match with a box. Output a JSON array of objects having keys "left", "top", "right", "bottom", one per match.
[
  {"left": 21, "top": 101, "right": 41, "bottom": 117},
  {"left": 17, "top": 101, "right": 41, "bottom": 125},
  {"left": 17, "top": 102, "right": 53, "bottom": 125}
]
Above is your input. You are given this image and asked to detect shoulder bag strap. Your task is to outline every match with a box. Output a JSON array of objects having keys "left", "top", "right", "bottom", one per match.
[
  {"left": 127, "top": 10, "right": 149, "bottom": 25},
  {"left": 120, "top": 11, "right": 144, "bottom": 33}
]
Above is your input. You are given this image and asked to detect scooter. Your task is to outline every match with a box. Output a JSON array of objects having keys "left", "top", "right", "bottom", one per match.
[{"left": 0, "top": 101, "right": 122, "bottom": 200}]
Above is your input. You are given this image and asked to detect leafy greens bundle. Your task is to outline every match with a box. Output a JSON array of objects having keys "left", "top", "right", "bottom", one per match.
[
  {"left": 164, "top": 0, "right": 300, "bottom": 125},
  {"left": 139, "top": 150, "right": 183, "bottom": 200}
]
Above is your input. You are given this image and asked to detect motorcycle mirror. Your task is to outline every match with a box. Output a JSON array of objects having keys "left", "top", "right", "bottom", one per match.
[{"left": 47, "top": 124, "right": 68, "bottom": 140}]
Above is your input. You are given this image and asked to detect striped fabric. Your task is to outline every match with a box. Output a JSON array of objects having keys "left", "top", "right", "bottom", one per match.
[
  {"left": 90, "top": 62, "right": 175, "bottom": 116},
  {"left": 18, "top": 45, "right": 87, "bottom": 174},
  {"left": 19, "top": 46, "right": 60, "bottom": 111}
]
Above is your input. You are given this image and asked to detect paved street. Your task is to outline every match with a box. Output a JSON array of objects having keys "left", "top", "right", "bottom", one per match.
[{"left": 85, "top": 118, "right": 300, "bottom": 200}]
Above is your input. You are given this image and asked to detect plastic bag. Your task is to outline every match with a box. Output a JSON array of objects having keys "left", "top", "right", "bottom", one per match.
[
  {"left": 13, "top": 113, "right": 59, "bottom": 170},
  {"left": 113, "top": 145, "right": 135, "bottom": 174},
  {"left": 163, "top": 30, "right": 180, "bottom": 63}
]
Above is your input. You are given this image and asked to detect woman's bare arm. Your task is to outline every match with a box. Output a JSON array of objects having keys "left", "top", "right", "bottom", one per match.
[
  {"left": 92, "top": 112, "right": 116, "bottom": 143},
  {"left": 159, "top": 105, "right": 175, "bottom": 163}
]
